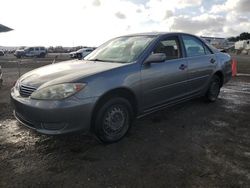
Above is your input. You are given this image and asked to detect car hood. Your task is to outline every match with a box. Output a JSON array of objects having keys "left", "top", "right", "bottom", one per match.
[
  {"left": 15, "top": 50, "right": 25, "bottom": 53},
  {"left": 19, "top": 59, "right": 127, "bottom": 88}
]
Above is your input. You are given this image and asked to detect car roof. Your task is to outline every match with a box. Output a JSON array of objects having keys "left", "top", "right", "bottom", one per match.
[
  {"left": 122, "top": 32, "right": 219, "bottom": 53},
  {"left": 123, "top": 32, "right": 198, "bottom": 37}
]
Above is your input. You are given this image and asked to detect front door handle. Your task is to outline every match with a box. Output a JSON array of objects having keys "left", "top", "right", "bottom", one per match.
[
  {"left": 210, "top": 58, "right": 216, "bottom": 64},
  {"left": 179, "top": 64, "right": 187, "bottom": 70}
]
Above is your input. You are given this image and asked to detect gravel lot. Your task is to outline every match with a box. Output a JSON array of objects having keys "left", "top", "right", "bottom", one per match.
[{"left": 0, "top": 54, "right": 250, "bottom": 187}]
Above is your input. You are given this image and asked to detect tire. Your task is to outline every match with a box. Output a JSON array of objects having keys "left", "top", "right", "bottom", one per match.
[
  {"left": 94, "top": 97, "right": 133, "bottom": 143},
  {"left": 39, "top": 53, "right": 46, "bottom": 58},
  {"left": 205, "top": 75, "right": 221, "bottom": 102},
  {"left": 77, "top": 53, "right": 82, "bottom": 59}
]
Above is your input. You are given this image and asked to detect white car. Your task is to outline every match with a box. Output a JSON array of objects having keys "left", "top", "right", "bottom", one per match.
[{"left": 69, "top": 48, "right": 95, "bottom": 59}]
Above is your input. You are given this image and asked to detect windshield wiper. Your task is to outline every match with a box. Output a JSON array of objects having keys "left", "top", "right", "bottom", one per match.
[
  {"left": 87, "top": 58, "right": 107, "bottom": 62},
  {"left": 87, "top": 58, "right": 127, "bottom": 63}
]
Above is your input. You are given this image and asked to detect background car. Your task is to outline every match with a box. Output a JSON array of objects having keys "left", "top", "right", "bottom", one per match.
[
  {"left": 69, "top": 47, "right": 95, "bottom": 59},
  {"left": 14, "top": 46, "right": 47, "bottom": 58},
  {"left": 0, "top": 50, "right": 4, "bottom": 56}
]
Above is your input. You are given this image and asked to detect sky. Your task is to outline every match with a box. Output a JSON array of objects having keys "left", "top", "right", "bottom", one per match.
[{"left": 0, "top": 0, "right": 250, "bottom": 47}]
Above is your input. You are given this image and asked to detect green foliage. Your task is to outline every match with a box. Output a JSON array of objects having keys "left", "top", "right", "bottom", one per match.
[{"left": 228, "top": 32, "right": 250, "bottom": 42}]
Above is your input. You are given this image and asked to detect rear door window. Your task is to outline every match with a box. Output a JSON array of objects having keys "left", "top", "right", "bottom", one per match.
[
  {"left": 182, "top": 35, "right": 206, "bottom": 57},
  {"left": 204, "top": 45, "right": 212, "bottom": 55}
]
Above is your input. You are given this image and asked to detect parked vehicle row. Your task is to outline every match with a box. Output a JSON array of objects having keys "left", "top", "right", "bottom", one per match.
[
  {"left": 11, "top": 32, "right": 232, "bottom": 143},
  {"left": 10, "top": 46, "right": 96, "bottom": 59}
]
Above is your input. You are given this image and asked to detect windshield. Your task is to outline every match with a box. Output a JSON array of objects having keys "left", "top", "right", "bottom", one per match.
[
  {"left": 24, "top": 47, "right": 30, "bottom": 51},
  {"left": 85, "top": 36, "right": 156, "bottom": 63}
]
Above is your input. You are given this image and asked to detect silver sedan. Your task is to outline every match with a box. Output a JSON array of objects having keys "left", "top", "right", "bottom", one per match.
[{"left": 11, "top": 32, "right": 232, "bottom": 143}]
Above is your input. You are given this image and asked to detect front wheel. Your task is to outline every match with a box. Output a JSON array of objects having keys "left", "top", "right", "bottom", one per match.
[
  {"left": 94, "top": 97, "right": 133, "bottom": 143},
  {"left": 205, "top": 75, "right": 221, "bottom": 102}
]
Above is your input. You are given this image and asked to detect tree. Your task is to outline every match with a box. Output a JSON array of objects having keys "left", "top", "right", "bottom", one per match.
[
  {"left": 228, "top": 32, "right": 250, "bottom": 42},
  {"left": 228, "top": 37, "right": 237, "bottom": 42},
  {"left": 239, "top": 32, "right": 250, "bottom": 40}
]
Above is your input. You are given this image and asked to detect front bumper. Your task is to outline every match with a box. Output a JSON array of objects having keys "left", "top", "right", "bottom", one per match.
[{"left": 11, "top": 90, "right": 97, "bottom": 135}]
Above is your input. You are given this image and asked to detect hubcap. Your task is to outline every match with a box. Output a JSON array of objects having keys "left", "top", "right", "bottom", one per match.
[{"left": 103, "top": 105, "right": 128, "bottom": 136}]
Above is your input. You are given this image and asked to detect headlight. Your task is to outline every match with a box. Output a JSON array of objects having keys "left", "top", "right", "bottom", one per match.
[
  {"left": 14, "top": 81, "right": 20, "bottom": 90},
  {"left": 12, "top": 81, "right": 20, "bottom": 94},
  {"left": 31, "top": 83, "right": 86, "bottom": 100}
]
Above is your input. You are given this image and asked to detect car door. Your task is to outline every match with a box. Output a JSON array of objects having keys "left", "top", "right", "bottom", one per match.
[
  {"left": 34, "top": 47, "right": 40, "bottom": 56},
  {"left": 24, "top": 48, "right": 30, "bottom": 57},
  {"left": 141, "top": 35, "right": 188, "bottom": 111},
  {"left": 181, "top": 35, "right": 217, "bottom": 95},
  {"left": 27, "top": 47, "right": 34, "bottom": 57}
]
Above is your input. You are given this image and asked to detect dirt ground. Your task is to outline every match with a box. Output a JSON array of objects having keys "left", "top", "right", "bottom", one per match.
[{"left": 0, "top": 54, "right": 250, "bottom": 187}]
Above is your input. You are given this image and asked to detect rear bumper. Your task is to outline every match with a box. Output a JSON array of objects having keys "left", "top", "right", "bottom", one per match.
[{"left": 11, "top": 91, "right": 97, "bottom": 135}]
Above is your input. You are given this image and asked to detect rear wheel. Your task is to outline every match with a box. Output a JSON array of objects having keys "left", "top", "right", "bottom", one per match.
[
  {"left": 205, "top": 75, "right": 221, "bottom": 102},
  {"left": 39, "top": 53, "right": 46, "bottom": 58},
  {"left": 94, "top": 97, "right": 133, "bottom": 143}
]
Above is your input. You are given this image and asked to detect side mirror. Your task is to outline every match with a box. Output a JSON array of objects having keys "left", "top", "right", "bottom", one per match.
[{"left": 145, "top": 53, "right": 166, "bottom": 64}]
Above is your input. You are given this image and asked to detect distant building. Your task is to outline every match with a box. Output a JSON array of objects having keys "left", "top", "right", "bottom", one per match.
[{"left": 201, "top": 36, "right": 234, "bottom": 49}]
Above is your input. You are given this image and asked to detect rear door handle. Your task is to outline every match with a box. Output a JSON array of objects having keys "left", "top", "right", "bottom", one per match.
[
  {"left": 210, "top": 58, "right": 216, "bottom": 64},
  {"left": 179, "top": 64, "right": 187, "bottom": 70}
]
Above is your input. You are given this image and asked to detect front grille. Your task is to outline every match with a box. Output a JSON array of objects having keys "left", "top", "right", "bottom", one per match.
[{"left": 19, "top": 84, "right": 37, "bottom": 97}]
